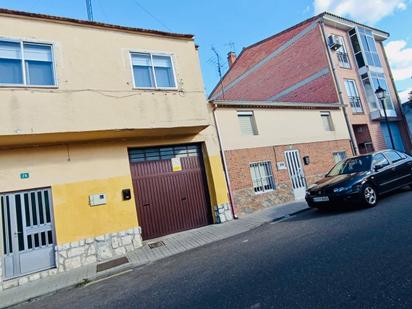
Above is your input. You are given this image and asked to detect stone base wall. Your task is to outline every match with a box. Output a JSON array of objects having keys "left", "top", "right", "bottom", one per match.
[
  {"left": 214, "top": 202, "right": 233, "bottom": 223},
  {"left": 1, "top": 227, "right": 143, "bottom": 291},
  {"left": 234, "top": 183, "right": 294, "bottom": 216}
]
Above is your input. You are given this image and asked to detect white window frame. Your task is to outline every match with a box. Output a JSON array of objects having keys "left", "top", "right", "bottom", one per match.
[
  {"left": 344, "top": 79, "right": 363, "bottom": 113},
  {"left": 320, "top": 111, "right": 335, "bottom": 131},
  {"left": 334, "top": 35, "right": 351, "bottom": 69},
  {"left": 0, "top": 37, "right": 57, "bottom": 88},
  {"left": 249, "top": 161, "right": 276, "bottom": 194},
  {"left": 237, "top": 111, "right": 258, "bottom": 136},
  {"left": 129, "top": 51, "right": 178, "bottom": 90}
]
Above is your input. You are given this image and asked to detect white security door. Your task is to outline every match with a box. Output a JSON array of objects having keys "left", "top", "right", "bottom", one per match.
[
  {"left": 1, "top": 188, "right": 56, "bottom": 279},
  {"left": 284, "top": 150, "right": 307, "bottom": 200}
]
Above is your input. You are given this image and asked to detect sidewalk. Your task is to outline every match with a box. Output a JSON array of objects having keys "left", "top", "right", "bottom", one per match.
[{"left": 1, "top": 201, "right": 309, "bottom": 308}]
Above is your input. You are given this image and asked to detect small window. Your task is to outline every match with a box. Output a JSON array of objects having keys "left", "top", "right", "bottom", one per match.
[
  {"left": 333, "top": 151, "right": 347, "bottom": 163},
  {"left": 373, "top": 153, "right": 390, "bottom": 168},
  {"left": 237, "top": 111, "right": 258, "bottom": 136},
  {"left": 344, "top": 80, "right": 363, "bottom": 113},
  {"left": 250, "top": 161, "right": 275, "bottom": 194},
  {"left": 320, "top": 112, "right": 335, "bottom": 131},
  {"left": 334, "top": 35, "right": 350, "bottom": 69},
  {"left": 0, "top": 40, "right": 55, "bottom": 86},
  {"left": 384, "top": 151, "right": 403, "bottom": 163},
  {"left": 131, "top": 52, "right": 176, "bottom": 89}
]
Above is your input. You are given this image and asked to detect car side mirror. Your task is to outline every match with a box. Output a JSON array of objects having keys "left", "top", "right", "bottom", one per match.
[{"left": 374, "top": 164, "right": 383, "bottom": 172}]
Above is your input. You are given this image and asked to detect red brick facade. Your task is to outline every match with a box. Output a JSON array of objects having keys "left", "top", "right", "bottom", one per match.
[{"left": 225, "top": 139, "right": 352, "bottom": 216}]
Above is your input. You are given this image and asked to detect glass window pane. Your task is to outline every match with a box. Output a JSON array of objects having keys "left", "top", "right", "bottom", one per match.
[
  {"left": 23, "top": 43, "right": 52, "bottom": 62},
  {"left": 25, "top": 61, "right": 54, "bottom": 85},
  {"left": 153, "top": 56, "right": 175, "bottom": 88},
  {"left": 133, "top": 66, "right": 154, "bottom": 88},
  {"left": 0, "top": 41, "right": 21, "bottom": 59},
  {"left": 154, "top": 66, "right": 175, "bottom": 88},
  {"left": 0, "top": 58, "right": 23, "bottom": 84}
]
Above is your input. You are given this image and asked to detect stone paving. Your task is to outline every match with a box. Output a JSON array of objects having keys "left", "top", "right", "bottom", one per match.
[{"left": 1, "top": 200, "right": 308, "bottom": 308}]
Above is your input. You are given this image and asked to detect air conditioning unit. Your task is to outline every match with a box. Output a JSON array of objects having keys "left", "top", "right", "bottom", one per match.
[{"left": 328, "top": 35, "right": 342, "bottom": 51}]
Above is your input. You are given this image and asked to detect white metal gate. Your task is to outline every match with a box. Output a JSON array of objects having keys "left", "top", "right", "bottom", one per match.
[
  {"left": 285, "top": 150, "right": 307, "bottom": 200},
  {"left": 1, "top": 188, "right": 55, "bottom": 279}
]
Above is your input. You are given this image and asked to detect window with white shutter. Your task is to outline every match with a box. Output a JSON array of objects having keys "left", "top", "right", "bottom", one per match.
[{"left": 237, "top": 111, "right": 258, "bottom": 136}]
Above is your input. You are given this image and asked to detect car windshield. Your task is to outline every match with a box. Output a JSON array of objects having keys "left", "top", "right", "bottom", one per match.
[{"left": 327, "top": 155, "right": 372, "bottom": 176}]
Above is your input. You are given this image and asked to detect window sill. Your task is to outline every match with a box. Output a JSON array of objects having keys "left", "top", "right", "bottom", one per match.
[
  {"left": 132, "top": 87, "right": 179, "bottom": 92},
  {"left": 254, "top": 189, "right": 275, "bottom": 195},
  {"left": 0, "top": 84, "right": 59, "bottom": 89}
]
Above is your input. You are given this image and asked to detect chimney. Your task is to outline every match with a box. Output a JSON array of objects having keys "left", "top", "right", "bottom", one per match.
[{"left": 227, "top": 51, "right": 237, "bottom": 68}]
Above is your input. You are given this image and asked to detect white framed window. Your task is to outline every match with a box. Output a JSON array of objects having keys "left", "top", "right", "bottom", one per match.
[
  {"left": 130, "top": 52, "right": 176, "bottom": 89},
  {"left": 0, "top": 40, "right": 56, "bottom": 86},
  {"left": 334, "top": 35, "right": 350, "bottom": 69},
  {"left": 237, "top": 111, "right": 258, "bottom": 136},
  {"left": 344, "top": 79, "right": 363, "bottom": 113},
  {"left": 333, "top": 151, "right": 347, "bottom": 163},
  {"left": 250, "top": 161, "right": 275, "bottom": 194},
  {"left": 320, "top": 111, "right": 335, "bottom": 131}
]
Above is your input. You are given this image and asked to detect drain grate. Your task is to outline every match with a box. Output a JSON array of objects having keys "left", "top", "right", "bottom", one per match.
[
  {"left": 148, "top": 241, "right": 166, "bottom": 249},
  {"left": 96, "top": 256, "right": 129, "bottom": 272}
]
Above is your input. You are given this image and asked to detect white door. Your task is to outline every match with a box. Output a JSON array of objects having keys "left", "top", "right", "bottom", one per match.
[
  {"left": 284, "top": 150, "right": 307, "bottom": 200},
  {"left": 1, "top": 188, "right": 56, "bottom": 279}
]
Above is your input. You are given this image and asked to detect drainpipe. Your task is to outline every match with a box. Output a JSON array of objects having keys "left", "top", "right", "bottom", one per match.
[
  {"left": 319, "top": 20, "right": 358, "bottom": 156},
  {"left": 212, "top": 103, "right": 238, "bottom": 219}
]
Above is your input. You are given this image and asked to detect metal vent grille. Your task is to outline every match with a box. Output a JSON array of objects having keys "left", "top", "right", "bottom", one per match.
[{"left": 129, "top": 144, "right": 200, "bottom": 163}]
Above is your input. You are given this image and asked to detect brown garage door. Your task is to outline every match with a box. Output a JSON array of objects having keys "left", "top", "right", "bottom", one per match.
[{"left": 129, "top": 144, "right": 212, "bottom": 240}]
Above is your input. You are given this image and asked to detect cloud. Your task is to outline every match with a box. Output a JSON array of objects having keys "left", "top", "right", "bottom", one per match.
[
  {"left": 399, "top": 88, "right": 412, "bottom": 103},
  {"left": 385, "top": 40, "right": 412, "bottom": 81},
  {"left": 314, "top": 0, "right": 408, "bottom": 24}
]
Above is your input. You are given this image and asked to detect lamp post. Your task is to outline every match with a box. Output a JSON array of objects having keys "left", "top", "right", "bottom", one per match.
[{"left": 375, "top": 86, "right": 395, "bottom": 149}]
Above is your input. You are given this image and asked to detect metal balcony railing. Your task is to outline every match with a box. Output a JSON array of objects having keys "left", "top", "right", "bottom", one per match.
[
  {"left": 349, "top": 96, "right": 363, "bottom": 113},
  {"left": 337, "top": 52, "right": 350, "bottom": 69}
]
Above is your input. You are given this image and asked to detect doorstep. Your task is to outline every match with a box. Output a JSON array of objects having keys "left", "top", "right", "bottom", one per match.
[{"left": 1, "top": 200, "right": 309, "bottom": 308}]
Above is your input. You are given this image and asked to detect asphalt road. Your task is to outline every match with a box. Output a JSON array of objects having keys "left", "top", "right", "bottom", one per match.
[{"left": 17, "top": 189, "right": 412, "bottom": 309}]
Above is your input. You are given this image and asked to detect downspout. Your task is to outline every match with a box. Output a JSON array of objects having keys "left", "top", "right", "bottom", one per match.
[
  {"left": 212, "top": 103, "right": 238, "bottom": 219},
  {"left": 319, "top": 20, "right": 358, "bottom": 156}
]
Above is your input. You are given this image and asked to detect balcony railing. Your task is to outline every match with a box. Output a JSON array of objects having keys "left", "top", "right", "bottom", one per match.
[
  {"left": 337, "top": 52, "right": 350, "bottom": 69},
  {"left": 349, "top": 96, "right": 363, "bottom": 113}
]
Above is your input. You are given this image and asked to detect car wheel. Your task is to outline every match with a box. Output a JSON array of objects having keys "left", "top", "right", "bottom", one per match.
[{"left": 362, "top": 184, "right": 378, "bottom": 207}]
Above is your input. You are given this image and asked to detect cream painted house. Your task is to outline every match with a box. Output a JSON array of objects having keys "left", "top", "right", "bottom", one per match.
[{"left": 0, "top": 9, "right": 232, "bottom": 290}]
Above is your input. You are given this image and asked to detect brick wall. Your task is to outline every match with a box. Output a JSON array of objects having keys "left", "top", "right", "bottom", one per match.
[
  {"left": 225, "top": 139, "right": 352, "bottom": 216},
  {"left": 211, "top": 21, "right": 338, "bottom": 104}
]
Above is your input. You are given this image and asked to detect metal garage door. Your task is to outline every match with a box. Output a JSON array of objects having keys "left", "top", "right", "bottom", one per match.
[
  {"left": 129, "top": 144, "right": 212, "bottom": 240},
  {"left": 1, "top": 188, "right": 55, "bottom": 279}
]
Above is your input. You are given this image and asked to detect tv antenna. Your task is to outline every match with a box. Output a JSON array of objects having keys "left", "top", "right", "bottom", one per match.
[{"left": 86, "top": 0, "right": 94, "bottom": 21}]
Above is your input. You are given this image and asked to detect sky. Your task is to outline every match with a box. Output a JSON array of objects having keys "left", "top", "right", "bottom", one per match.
[{"left": 0, "top": 0, "right": 411, "bottom": 101}]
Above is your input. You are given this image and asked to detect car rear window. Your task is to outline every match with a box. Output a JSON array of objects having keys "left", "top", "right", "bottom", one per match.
[{"left": 385, "top": 151, "right": 403, "bottom": 163}]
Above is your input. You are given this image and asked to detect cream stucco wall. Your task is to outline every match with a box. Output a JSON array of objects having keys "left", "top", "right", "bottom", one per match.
[
  {"left": 215, "top": 107, "right": 350, "bottom": 151},
  {"left": 0, "top": 13, "right": 209, "bottom": 140}
]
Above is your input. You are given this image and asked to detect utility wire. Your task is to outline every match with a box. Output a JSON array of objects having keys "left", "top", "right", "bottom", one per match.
[{"left": 133, "top": 0, "right": 172, "bottom": 32}]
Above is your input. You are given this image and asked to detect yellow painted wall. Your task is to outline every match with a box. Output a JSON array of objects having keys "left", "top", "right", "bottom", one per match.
[
  {"left": 0, "top": 130, "right": 229, "bottom": 244},
  {"left": 0, "top": 13, "right": 209, "bottom": 141},
  {"left": 52, "top": 176, "right": 138, "bottom": 244}
]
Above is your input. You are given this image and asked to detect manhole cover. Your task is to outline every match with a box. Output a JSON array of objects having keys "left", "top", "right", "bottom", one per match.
[{"left": 148, "top": 241, "right": 166, "bottom": 249}]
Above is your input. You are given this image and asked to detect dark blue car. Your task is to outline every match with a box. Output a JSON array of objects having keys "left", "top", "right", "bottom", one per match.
[{"left": 306, "top": 150, "right": 412, "bottom": 209}]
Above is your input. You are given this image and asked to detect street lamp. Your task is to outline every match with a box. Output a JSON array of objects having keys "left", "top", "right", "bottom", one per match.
[{"left": 375, "top": 86, "right": 395, "bottom": 149}]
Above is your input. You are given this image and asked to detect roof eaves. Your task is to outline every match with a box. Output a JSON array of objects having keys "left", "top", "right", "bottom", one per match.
[
  {"left": 321, "top": 11, "right": 389, "bottom": 37},
  {"left": 0, "top": 8, "right": 194, "bottom": 40}
]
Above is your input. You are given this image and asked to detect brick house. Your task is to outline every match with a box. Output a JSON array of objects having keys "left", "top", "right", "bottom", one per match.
[{"left": 210, "top": 12, "right": 411, "bottom": 216}]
